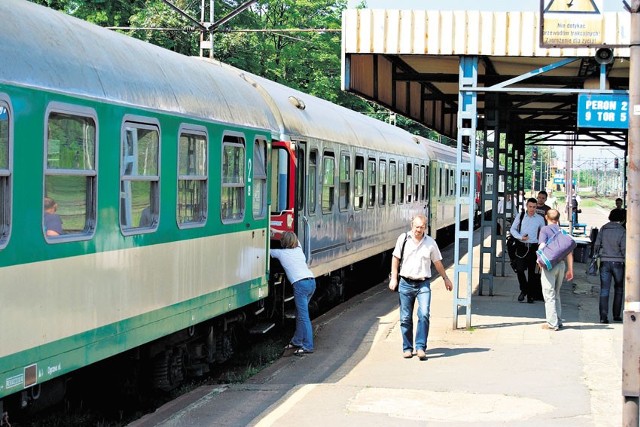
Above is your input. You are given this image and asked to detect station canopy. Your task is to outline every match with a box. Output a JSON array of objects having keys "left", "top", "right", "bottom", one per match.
[{"left": 341, "top": 9, "right": 630, "bottom": 150}]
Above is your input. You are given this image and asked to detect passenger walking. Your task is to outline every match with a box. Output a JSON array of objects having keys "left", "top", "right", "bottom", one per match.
[
  {"left": 593, "top": 209, "right": 626, "bottom": 324},
  {"left": 388, "top": 214, "right": 453, "bottom": 360},
  {"left": 271, "top": 231, "right": 316, "bottom": 355},
  {"left": 510, "top": 198, "right": 545, "bottom": 303},
  {"left": 535, "top": 190, "right": 551, "bottom": 220},
  {"left": 538, "top": 209, "right": 574, "bottom": 331}
]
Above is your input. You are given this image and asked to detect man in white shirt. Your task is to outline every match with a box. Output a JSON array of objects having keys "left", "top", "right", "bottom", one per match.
[
  {"left": 388, "top": 214, "right": 453, "bottom": 360},
  {"left": 510, "top": 198, "right": 546, "bottom": 303}
]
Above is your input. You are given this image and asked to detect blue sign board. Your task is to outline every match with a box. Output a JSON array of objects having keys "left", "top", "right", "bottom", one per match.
[{"left": 577, "top": 93, "right": 629, "bottom": 129}]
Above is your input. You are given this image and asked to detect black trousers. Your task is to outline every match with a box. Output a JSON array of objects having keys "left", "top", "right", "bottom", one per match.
[{"left": 514, "top": 243, "right": 541, "bottom": 298}]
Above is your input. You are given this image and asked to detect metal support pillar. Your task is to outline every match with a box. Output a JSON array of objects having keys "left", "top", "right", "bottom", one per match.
[
  {"left": 453, "top": 56, "right": 478, "bottom": 329},
  {"left": 479, "top": 94, "right": 507, "bottom": 295},
  {"left": 623, "top": 2, "right": 640, "bottom": 424}
]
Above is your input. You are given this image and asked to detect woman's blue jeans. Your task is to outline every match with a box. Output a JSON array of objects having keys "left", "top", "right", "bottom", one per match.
[
  {"left": 599, "top": 261, "right": 624, "bottom": 320},
  {"left": 291, "top": 278, "right": 316, "bottom": 351},
  {"left": 398, "top": 278, "right": 432, "bottom": 353}
]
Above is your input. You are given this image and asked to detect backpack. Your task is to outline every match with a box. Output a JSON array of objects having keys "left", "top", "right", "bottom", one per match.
[
  {"left": 507, "top": 211, "right": 525, "bottom": 262},
  {"left": 536, "top": 228, "right": 577, "bottom": 270}
]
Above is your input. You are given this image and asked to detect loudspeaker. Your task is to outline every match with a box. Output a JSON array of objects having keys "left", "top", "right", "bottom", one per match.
[{"left": 595, "top": 48, "right": 614, "bottom": 65}]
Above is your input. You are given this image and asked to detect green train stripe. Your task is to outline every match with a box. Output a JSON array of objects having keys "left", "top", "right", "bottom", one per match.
[{"left": 0, "top": 278, "right": 268, "bottom": 399}]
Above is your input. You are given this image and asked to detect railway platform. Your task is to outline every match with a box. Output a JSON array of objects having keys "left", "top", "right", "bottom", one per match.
[{"left": 130, "top": 204, "right": 623, "bottom": 427}]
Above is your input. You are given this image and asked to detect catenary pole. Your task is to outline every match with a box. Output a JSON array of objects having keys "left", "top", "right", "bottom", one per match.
[{"left": 624, "top": 1, "right": 640, "bottom": 425}]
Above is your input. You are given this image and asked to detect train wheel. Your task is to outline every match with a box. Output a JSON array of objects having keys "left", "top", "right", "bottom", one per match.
[{"left": 152, "top": 348, "right": 185, "bottom": 392}]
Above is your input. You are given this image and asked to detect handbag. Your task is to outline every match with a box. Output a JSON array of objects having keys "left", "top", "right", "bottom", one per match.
[
  {"left": 536, "top": 229, "right": 577, "bottom": 270},
  {"left": 390, "top": 233, "right": 409, "bottom": 292},
  {"left": 586, "top": 256, "right": 599, "bottom": 276}
]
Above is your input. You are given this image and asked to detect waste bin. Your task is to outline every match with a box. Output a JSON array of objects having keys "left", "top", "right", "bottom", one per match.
[{"left": 573, "top": 243, "right": 591, "bottom": 264}]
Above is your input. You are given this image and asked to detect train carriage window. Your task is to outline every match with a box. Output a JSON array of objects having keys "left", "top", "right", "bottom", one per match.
[
  {"left": 177, "top": 128, "right": 208, "bottom": 227},
  {"left": 461, "top": 171, "right": 470, "bottom": 196},
  {"left": 445, "top": 167, "right": 450, "bottom": 196},
  {"left": 354, "top": 155, "right": 364, "bottom": 210},
  {"left": 413, "top": 163, "right": 419, "bottom": 202},
  {"left": 221, "top": 135, "right": 245, "bottom": 222},
  {"left": 449, "top": 169, "right": 455, "bottom": 196},
  {"left": 339, "top": 152, "right": 350, "bottom": 211},
  {"left": 0, "top": 100, "right": 11, "bottom": 248},
  {"left": 45, "top": 106, "right": 97, "bottom": 240},
  {"left": 308, "top": 150, "right": 317, "bottom": 214},
  {"left": 322, "top": 152, "right": 335, "bottom": 214},
  {"left": 120, "top": 120, "right": 159, "bottom": 232},
  {"left": 406, "top": 164, "right": 412, "bottom": 203},
  {"left": 398, "top": 162, "right": 405, "bottom": 204},
  {"left": 389, "top": 161, "right": 397, "bottom": 205},
  {"left": 252, "top": 138, "right": 267, "bottom": 219},
  {"left": 420, "top": 165, "right": 427, "bottom": 201},
  {"left": 439, "top": 168, "right": 444, "bottom": 197},
  {"left": 379, "top": 160, "right": 387, "bottom": 206},
  {"left": 367, "top": 158, "right": 376, "bottom": 207}
]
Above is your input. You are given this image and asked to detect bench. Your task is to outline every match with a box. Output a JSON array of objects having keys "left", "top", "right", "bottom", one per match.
[
  {"left": 572, "top": 223, "right": 587, "bottom": 235},
  {"left": 560, "top": 222, "right": 587, "bottom": 236}
]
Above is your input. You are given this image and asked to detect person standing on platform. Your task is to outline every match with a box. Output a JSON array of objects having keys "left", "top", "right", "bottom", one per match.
[
  {"left": 510, "top": 198, "right": 545, "bottom": 304},
  {"left": 538, "top": 209, "right": 574, "bottom": 331},
  {"left": 613, "top": 197, "right": 627, "bottom": 226},
  {"left": 271, "top": 231, "right": 316, "bottom": 355},
  {"left": 593, "top": 209, "right": 626, "bottom": 324},
  {"left": 536, "top": 190, "right": 551, "bottom": 220},
  {"left": 388, "top": 214, "right": 453, "bottom": 360}
]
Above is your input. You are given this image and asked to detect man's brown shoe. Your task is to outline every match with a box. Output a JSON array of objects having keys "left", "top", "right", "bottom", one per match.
[
  {"left": 403, "top": 351, "right": 413, "bottom": 359},
  {"left": 417, "top": 349, "right": 427, "bottom": 360}
]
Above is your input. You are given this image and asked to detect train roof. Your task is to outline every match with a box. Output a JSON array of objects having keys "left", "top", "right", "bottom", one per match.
[
  {"left": 0, "top": 0, "right": 280, "bottom": 133},
  {"left": 415, "top": 136, "right": 493, "bottom": 170},
  {"left": 234, "top": 70, "right": 428, "bottom": 158}
]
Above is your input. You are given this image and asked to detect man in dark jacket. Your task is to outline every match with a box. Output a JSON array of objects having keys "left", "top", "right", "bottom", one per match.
[{"left": 593, "top": 209, "right": 626, "bottom": 323}]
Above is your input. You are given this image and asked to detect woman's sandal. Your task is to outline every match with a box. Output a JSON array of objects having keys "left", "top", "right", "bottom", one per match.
[{"left": 293, "top": 348, "right": 313, "bottom": 356}]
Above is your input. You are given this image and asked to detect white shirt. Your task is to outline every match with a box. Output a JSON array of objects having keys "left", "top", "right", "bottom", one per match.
[
  {"left": 510, "top": 212, "right": 545, "bottom": 243},
  {"left": 392, "top": 231, "right": 442, "bottom": 280},
  {"left": 270, "top": 245, "right": 313, "bottom": 284}
]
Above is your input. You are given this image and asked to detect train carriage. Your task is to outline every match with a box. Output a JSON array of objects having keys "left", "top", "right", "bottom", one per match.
[{"left": 0, "top": 0, "right": 280, "bottom": 407}]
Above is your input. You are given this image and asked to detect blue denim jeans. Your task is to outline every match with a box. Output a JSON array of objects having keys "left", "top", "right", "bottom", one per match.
[
  {"left": 599, "top": 261, "right": 625, "bottom": 320},
  {"left": 291, "top": 278, "right": 316, "bottom": 351},
  {"left": 398, "top": 278, "right": 432, "bottom": 353}
]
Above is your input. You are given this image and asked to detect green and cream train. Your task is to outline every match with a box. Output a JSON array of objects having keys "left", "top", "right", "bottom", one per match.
[{"left": 0, "top": 0, "right": 490, "bottom": 412}]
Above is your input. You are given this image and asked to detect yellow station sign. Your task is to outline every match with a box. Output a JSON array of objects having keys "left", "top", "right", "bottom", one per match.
[{"left": 541, "top": 0, "right": 604, "bottom": 47}]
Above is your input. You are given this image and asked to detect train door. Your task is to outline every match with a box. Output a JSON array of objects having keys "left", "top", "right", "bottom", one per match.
[
  {"left": 269, "top": 140, "right": 296, "bottom": 236},
  {"left": 295, "top": 142, "right": 310, "bottom": 261}
]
